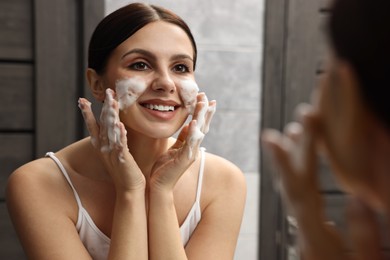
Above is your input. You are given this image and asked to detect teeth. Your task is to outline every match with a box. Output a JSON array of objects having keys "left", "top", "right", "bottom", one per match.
[{"left": 144, "top": 104, "right": 175, "bottom": 111}]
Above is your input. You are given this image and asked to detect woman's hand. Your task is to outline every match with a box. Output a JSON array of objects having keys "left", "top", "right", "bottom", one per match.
[
  {"left": 345, "top": 197, "right": 384, "bottom": 260},
  {"left": 261, "top": 104, "right": 369, "bottom": 259},
  {"left": 78, "top": 89, "right": 145, "bottom": 192},
  {"left": 149, "top": 92, "right": 216, "bottom": 192},
  {"left": 261, "top": 103, "right": 323, "bottom": 216}
]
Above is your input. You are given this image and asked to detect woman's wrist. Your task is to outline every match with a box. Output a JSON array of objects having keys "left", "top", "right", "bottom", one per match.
[
  {"left": 148, "top": 185, "right": 174, "bottom": 204},
  {"left": 116, "top": 186, "right": 146, "bottom": 201}
]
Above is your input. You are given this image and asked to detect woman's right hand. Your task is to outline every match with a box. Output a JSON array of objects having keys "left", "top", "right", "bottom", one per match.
[{"left": 78, "top": 88, "right": 146, "bottom": 192}]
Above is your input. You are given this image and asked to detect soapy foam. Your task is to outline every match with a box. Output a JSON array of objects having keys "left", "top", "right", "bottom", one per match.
[
  {"left": 100, "top": 89, "right": 122, "bottom": 154},
  {"left": 186, "top": 98, "right": 217, "bottom": 160},
  {"left": 97, "top": 77, "right": 146, "bottom": 162},
  {"left": 178, "top": 79, "right": 199, "bottom": 114},
  {"left": 116, "top": 77, "right": 147, "bottom": 111},
  {"left": 187, "top": 124, "right": 205, "bottom": 160},
  {"left": 203, "top": 103, "right": 216, "bottom": 134},
  {"left": 100, "top": 78, "right": 210, "bottom": 161}
]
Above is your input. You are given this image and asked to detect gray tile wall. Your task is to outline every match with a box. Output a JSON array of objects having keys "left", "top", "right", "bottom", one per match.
[{"left": 105, "top": 1, "right": 264, "bottom": 259}]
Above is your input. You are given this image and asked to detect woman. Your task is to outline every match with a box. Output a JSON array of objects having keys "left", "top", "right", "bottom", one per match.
[
  {"left": 262, "top": 0, "right": 390, "bottom": 259},
  {"left": 6, "top": 3, "right": 246, "bottom": 260}
]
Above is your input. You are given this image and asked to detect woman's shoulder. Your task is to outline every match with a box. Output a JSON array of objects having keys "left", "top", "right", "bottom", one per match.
[
  {"left": 6, "top": 155, "right": 79, "bottom": 227},
  {"left": 203, "top": 151, "right": 243, "bottom": 174},
  {"left": 202, "top": 151, "right": 246, "bottom": 193},
  {"left": 8, "top": 155, "right": 59, "bottom": 185},
  {"left": 6, "top": 139, "right": 91, "bottom": 207},
  {"left": 7, "top": 155, "right": 68, "bottom": 202}
]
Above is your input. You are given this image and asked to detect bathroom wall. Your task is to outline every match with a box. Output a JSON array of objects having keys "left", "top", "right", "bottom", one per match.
[{"left": 104, "top": 1, "right": 265, "bottom": 259}]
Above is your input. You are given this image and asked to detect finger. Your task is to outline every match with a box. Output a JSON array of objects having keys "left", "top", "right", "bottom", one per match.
[
  {"left": 298, "top": 104, "right": 320, "bottom": 182},
  {"left": 99, "top": 91, "right": 110, "bottom": 152},
  {"left": 184, "top": 120, "right": 204, "bottom": 161},
  {"left": 100, "top": 88, "right": 120, "bottom": 152},
  {"left": 284, "top": 122, "right": 303, "bottom": 143},
  {"left": 261, "top": 129, "right": 295, "bottom": 186},
  {"left": 116, "top": 122, "right": 128, "bottom": 163},
  {"left": 346, "top": 197, "right": 384, "bottom": 260},
  {"left": 78, "top": 98, "right": 100, "bottom": 147},
  {"left": 193, "top": 93, "right": 208, "bottom": 131},
  {"left": 171, "top": 125, "right": 189, "bottom": 150},
  {"left": 203, "top": 100, "right": 216, "bottom": 134}
]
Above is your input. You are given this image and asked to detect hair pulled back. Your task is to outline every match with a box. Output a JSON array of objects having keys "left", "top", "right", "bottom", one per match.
[
  {"left": 88, "top": 3, "right": 197, "bottom": 74},
  {"left": 329, "top": 0, "right": 390, "bottom": 129}
]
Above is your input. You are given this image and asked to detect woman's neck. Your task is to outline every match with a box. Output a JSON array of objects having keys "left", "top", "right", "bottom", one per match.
[{"left": 126, "top": 128, "right": 173, "bottom": 177}]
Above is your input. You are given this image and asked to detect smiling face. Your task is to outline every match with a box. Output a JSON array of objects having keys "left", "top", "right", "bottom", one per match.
[{"left": 98, "top": 21, "right": 198, "bottom": 138}]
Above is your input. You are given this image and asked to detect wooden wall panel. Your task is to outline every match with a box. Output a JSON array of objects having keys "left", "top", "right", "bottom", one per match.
[
  {"left": 82, "top": 0, "right": 105, "bottom": 132},
  {"left": 0, "top": 134, "right": 34, "bottom": 199},
  {"left": 0, "top": 63, "right": 33, "bottom": 130},
  {"left": 34, "top": 0, "right": 81, "bottom": 156},
  {"left": 0, "top": 0, "right": 104, "bottom": 258},
  {"left": 0, "top": 0, "right": 33, "bottom": 60}
]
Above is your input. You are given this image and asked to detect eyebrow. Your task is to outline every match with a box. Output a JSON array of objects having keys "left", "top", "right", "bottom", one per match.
[
  {"left": 121, "top": 48, "right": 156, "bottom": 61},
  {"left": 171, "top": 54, "right": 194, "bottom": 64},
  {"left": 121, "top": 48, "right": 194, "bottom": 63}
]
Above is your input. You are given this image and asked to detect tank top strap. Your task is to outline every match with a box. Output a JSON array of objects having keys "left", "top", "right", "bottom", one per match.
[
  {"left": 46, "top": 152, "right": 83, "bottom": 209},
  {"left": 195, "top": 147, "right": 206, "bottom": 202}
]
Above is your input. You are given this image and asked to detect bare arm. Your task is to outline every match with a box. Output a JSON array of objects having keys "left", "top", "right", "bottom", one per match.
[
  {"left": 148, "top": 153, "right": 246, "bottom": 260},
  {"left": 147, "top": 92, "right": 246, "bottom": 260},
  {"left": 79, "top": 91, "right": 148, "bottom": 259},
  {"left": 185, "top": 156, "right": 246, "bottom": 259},
  {"left": 147, "top": 94, "right": 211, "bottom": 260},
  {"left": 6, "top": 163, "right": 93, "bottom": 260}
]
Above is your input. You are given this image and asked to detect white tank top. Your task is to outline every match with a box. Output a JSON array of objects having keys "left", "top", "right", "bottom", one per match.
[{"left": 46, "top": 148, "right": 205, "bottom": 260}]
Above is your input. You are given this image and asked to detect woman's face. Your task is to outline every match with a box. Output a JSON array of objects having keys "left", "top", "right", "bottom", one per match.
[{"left": 101, "top": 21, "right": 197, "bottom": 139}]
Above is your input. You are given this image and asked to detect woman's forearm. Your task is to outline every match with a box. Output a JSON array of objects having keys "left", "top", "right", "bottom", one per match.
[
  {"left": 108, "top": 189, "right": 148, "bottom": 260},
  {"left": 148, "top": 190, "right": 187, "bottom": 260}
]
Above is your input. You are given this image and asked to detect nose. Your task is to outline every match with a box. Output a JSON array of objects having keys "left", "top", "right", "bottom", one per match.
[{"left": 151, "top": 71, "right": 176, "bottom": 94}]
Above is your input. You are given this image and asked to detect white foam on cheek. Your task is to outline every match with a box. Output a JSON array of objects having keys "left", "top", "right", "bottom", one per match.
[
  {"left": 115, "top": 78, "right": 147, "bottom": 111},
  {"left": 178, "top": 80, "right": 199, "bottom": 114}
]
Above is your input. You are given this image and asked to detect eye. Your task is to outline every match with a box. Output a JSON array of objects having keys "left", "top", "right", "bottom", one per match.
[
  {"left": 173, "top": 64, "right": 191, "bottom": 73},
  {"left": 129, "top": 62, "right": 150, "bottom": 71}
]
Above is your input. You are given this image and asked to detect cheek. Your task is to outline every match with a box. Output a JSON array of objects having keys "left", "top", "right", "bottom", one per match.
[
  {"left": 177, "top": 79, "right": 199, "bottom": 113},
  {"left": 115, "top": 77, "right": 147, "bottom": 110}
]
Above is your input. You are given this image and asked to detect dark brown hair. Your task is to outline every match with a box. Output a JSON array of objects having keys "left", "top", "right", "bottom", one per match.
[
  {"left": 329, "top": 0, "right": 390, "bottom": 129},
  {"left": 88, "top": 3, "right": 197, "bottom": 74}
]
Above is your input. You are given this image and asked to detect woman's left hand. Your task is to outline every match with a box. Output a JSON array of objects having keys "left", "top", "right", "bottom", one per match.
[{"left": 149, "top": 92, "right": 216, "bottom": 192}]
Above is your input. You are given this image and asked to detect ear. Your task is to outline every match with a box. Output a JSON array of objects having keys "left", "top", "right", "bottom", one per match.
[{"left": 86, "top": 68, "right": 105, "bottom": 102}]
